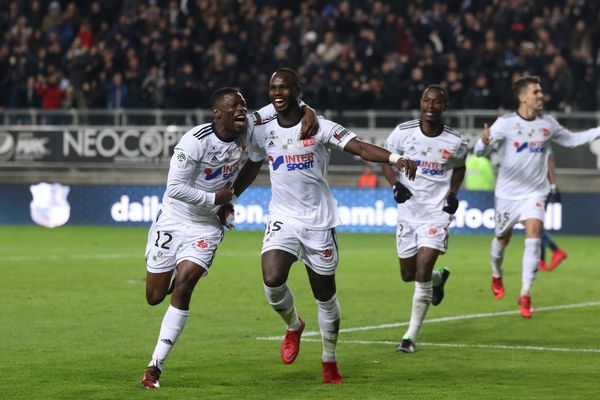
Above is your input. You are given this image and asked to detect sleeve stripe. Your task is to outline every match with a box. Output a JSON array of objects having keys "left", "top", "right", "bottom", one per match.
[{"left": 397, "top": 119, "right": 420, "bottom": 130}]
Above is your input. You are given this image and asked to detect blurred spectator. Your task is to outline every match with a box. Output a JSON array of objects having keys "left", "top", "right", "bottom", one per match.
[
  {"left": 0, "top": 0, "right": 599, "bottom": 111},
  {"left": 36, "top": 69, "right": 69, "bottom": 110},
  {"left": 105, "top": 72, "right": 128, "bottom": 109},
  {"left": 357, "top": 163, "right": 379, "bottom": 188}
]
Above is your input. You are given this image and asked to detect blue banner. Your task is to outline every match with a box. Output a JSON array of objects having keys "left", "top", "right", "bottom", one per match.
[{"left": 1, "top": 184, "right": 598, "bottom": 235}]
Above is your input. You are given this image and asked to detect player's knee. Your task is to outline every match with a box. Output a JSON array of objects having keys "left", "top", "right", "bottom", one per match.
[
  {"left": 262, "top": 271, "right": 286, "bottom": 288},
  {"left": 146, "top": 289, "right": 167, "bottom": 306},
  {"left": 400, "top": 270, "right": 415, "bottom": 282}
]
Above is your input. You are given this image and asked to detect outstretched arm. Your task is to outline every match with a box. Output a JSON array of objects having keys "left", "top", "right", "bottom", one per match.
[
  {"left": 344, "top": 138, "right": 417, "bottom": 180},
  {"left": 553, "top": 125, "right": 600, "bottom": 148}
]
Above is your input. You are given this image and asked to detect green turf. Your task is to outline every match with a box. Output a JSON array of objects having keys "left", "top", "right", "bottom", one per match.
[{"left": 1, "top": 226, "right": 599, "bottom": 399}]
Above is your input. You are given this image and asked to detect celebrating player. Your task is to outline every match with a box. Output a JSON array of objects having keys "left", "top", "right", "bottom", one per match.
[
  {"left": 380, "top": 85, "right": 468, "bottom": 353},
  {"left": 474, "top": 75, "right": 600, "bottom": 318},
  {"left": 229, "top": 68, "right": 416, "bottom": 384},
  {"left": 140, "top": 87, "right": 318, "bottom": 389}
]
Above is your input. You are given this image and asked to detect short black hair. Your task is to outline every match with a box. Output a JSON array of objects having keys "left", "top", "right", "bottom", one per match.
[
  {"left": 211, "top": 87, "right": 240, "bottom": 108},
  {"left": 513, "top": 76, "right": 541, "bottom": 98},
  {"left": 273, "top": 68, "right": 301, "bottom": 89},
  {"left": 423, "top": 84, "right": 448, "bottom": 105}
]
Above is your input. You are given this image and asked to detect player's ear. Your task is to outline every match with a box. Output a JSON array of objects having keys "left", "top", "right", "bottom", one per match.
[{"left": 213, "top": 108, "right": 220, "bottom": 119}]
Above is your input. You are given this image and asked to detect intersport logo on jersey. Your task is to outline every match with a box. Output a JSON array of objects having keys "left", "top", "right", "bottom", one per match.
[
  {"left": 514, "top": 141, "right": 545, "bottom": 153},
  {"left": 416, "top": 160, "right": 445, "bottom": 176},
  {"left": 269, "top": 153, "right": 315, "bottom": 171},
  {"left": 204, "top": 163, "right": 240, "bottom": 180}
]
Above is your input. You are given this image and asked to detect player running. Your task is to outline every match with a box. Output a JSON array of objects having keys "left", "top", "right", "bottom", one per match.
[
  {"left": 380, "top": 85, "right": 468, "bottom": 353},
  {"left": 229, "top": 68, "right": 417, "bottom": 384},
  {"left": 474, "top": 75, "right": 600, "bottom": 318},
  {"left": 140, "top": 87, "right": 318, "bottom": 389}
]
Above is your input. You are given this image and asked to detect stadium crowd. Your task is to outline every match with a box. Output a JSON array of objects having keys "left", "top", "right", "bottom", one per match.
[{"left": 1, "top": 0, "right": 600, "bottom": 112}]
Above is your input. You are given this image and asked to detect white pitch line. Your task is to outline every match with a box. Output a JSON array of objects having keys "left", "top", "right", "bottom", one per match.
[
  {"left": 256, "top": 301, "right": 600, "bottom": 340},
  {"left": 298, "top": 338, "right": 600, "bottom": 353},
  {"left": 5, "top": 253, "right": 140, "bottom": 262},
  {"left": 4, "top": 248, "right": 391, "bottom": 262}
]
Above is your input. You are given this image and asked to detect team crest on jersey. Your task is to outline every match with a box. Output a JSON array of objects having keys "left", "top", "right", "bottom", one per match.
[
  {"left": 282, "top": 138, "right": 296, "bottom": 149},
  {"left": 332, "top": 125, "right": 351, "bottom": 142},
  {"left": 541, "top": 128, "right": 550, "bottom": 136}
]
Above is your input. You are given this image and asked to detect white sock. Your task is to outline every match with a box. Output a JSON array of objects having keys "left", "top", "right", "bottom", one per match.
[
  {"left": 432, "top": 269, "right": 442, "bottom": 287},
  {"left": 404, "top": 281, "right": 433, "bottom": 342},
  {"left": 316, "top": 294, "right": 341, "bottom": 362},
  {"left": 148, "top": 305, "right": 189, "bottom": 371},
  {"left": 521, "top": 238, "right": 541, "bottom": 296},
  {"left": 263, "top": 283, "right": 301, "bottom": 330},
  {"left": 491, "top": 238, "right": 505, "bottom": 278}
]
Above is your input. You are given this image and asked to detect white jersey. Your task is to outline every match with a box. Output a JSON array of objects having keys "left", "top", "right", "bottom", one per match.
[
  {"left": 162, "top": 104, "right": 277, "bottom": 224},
  {"left": 474, "top": 112, "right": 600, "bottom": 200},
  {"left": 385, "top": 119, "right": 468, "bottom": 223},
  {"left": 248, "top": 116, "right": 356, "bottom": 229}
]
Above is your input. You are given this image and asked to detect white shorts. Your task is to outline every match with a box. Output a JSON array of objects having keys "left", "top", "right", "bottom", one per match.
[
  {"left": 261, "top": 217, "right": 339, "bottom": 276},
  {"left": 396, "top": 220, "right": 449, "bottom": 259},
  {"left": 145, "top": 210, "right": 224, "bottom": 275},
  {"left": 494, "top": 196, "right": 546, "bottom": 237}
]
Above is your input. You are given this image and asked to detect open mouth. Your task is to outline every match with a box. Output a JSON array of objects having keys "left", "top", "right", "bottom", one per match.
[
  {"left": 233, "top": 115, "right": 246, "bottom": 127},
  {"left": 273, "top": 98, "right": 286, "bottom": 108}
]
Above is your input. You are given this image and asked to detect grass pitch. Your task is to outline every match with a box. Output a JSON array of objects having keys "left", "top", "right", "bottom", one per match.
[{"left": 1, "top": 226, "right": 599, "bottom": 399}]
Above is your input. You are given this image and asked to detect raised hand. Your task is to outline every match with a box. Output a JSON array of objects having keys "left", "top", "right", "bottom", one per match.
[
  {"left": 299, "top": 105, "right": 319, "bottom": 139},
  {"left": 396, "top": 158, "right": 417, "bottom": 181}
]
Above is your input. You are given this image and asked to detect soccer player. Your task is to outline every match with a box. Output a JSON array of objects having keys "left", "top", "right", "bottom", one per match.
[
  {"left": 140, "top": 87, "right": 318, "bottom": 389},
  {"left": 474, "top": 75, "right": 600, "bottom": 318},
  {"left": 539, "top": 151, "right": 567, "bottom": 272},
  {"left": 380, "top": 85, "right": 468, "bottom": 353},
  {"left": 229, "top": 68, "right": 417, "bottom": 384}
]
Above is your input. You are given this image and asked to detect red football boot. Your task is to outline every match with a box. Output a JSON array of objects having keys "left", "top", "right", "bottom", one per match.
[{"left": 280, "top": 318, "right": 305, "bottom": 364}]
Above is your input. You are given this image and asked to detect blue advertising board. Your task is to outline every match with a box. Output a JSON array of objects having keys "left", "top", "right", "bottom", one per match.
[{"left": 0, "top": 184, "right": 598, "bottom": 235}]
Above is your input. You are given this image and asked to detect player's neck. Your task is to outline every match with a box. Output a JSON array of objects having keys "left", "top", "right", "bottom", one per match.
[
  {"left": 277, "top": 106, "right": 302, "bottom": 127},
  {"left": 420, "top": 120, "right": 443, "bottom": 137},
  {"left": 212, "top": 122, "right": 236, "bottom": 142},
  {"left": 517, "top": 106, "right": 537, "bottom": 121}
]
